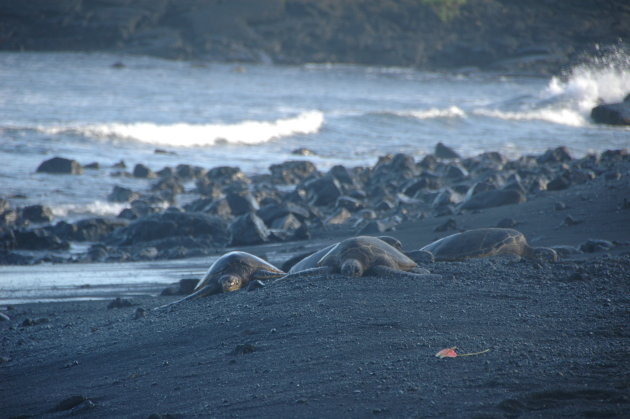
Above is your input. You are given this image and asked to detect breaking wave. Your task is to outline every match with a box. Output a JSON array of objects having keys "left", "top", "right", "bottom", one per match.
[
  {"left": 476, "top": 48, "right": 630, "bottom": 127},
  {"left": 396, "top": 106, "right": 467, "bottom": 120},
  {"left": 42, "top": 111, "right": 324, "bottom": 147},
  {"left": 50, "top": 201, "right": 129, "bottom": 219}
]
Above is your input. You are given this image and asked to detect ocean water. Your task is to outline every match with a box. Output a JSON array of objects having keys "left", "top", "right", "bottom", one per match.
[
  {"left": 1, "top": 51, "right": 629, "bottom": 222},
  {"left": 0, "top": 51, "right": 628, "bottom": 304}
]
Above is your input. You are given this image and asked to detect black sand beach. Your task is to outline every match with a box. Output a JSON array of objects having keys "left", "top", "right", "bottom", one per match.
[{"left": 2, "top": 164, "right": 629, "bottom": 418}]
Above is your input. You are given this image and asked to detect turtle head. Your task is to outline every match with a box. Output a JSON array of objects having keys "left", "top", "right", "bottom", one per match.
[
  {"left": 341, "top": 259, "right": 364, "bottom": 277},
  {"left": 219, "top": 275, "right": 243, "bottom": 292},
  {"left": 531, "top": 247, "right": 558, "bottom": 263}
]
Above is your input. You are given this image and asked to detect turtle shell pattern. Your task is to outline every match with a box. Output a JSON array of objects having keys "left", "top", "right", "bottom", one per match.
[
  {"left": 318, "top": 236, "right": 417, "bottom": 272},
  {"left": 420, "top": 228, "right": 529, "bottom": 261},
  {"left": 195, "top": 251, "right": 284, "bottom": 290}
]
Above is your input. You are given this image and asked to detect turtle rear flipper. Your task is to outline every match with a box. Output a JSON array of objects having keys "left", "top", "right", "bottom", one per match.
[
  {"left": 154, "top": 282, "right": 221, "bottom": 311},
  {"left": 370, "top": 265, "right": 442, "bottom": 280}
]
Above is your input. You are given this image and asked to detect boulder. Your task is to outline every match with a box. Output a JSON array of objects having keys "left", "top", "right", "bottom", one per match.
[
  {"left": 226, "top": 191, "right": 259, "bottom": 215},
  {"left": 435, "top": 142, "right": 460, "bottom": 159},
  {"left": 21, "top": 205, "right": 54, "bottom": 223},
  {"left": 106, "top": 212, "right": 230, "bottom": 247},
  {"left": 460, "top": 189, "right": 526, "bottom": 210},
  {"left": 269, "top": 160, "right": 319, "bottom": 184},
  {"left": 108, "top": 185, "right": 139, "bottom": 203},
  {"left": 229, "top": 212, "right": 270, "bottom": 246},
  {"left": 132, "top": 163, "right": 155, "bottom": 178},
  {"left": 590, "top": 95, "right": 630, "bottom": 126},
  {"left": 53, "top": 217, "right": 128, "bottom": 242},
  {"left": 36, "top": 157, "right": 83, "bottom": 175},
  {"left": 304, "top": 175, "right": 342, "bottom": 206},
  {"left": 5, "top": 228, "right": 69, "bottom": 250}
]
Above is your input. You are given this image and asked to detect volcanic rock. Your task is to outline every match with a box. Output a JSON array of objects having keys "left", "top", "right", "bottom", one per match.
[
  {"left": 229, "top": 212, "right": 270, "bottom": 246},
  {"left": 36, "top": 157, "right": 83, "bottom": 175}
]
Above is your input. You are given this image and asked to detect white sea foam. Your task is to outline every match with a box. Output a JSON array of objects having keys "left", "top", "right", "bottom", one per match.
[
  {"left": 43, "top": 111, "right": 324, "bottom": 147},
  {"left": 472, "top": 108, "right": 586, "bottom": 127},
  {"left": 50, "top": 201, "right": 129, "bottom": 218},
  {"left": 396, "top": 106, "right": 467, "bottom": 119},
  {"left": 474, "top": 50, "right": 630, "bottom": 127}
]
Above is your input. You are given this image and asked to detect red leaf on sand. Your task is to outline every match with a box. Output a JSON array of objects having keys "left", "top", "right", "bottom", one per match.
[{"left": 435, "top": 347, "right": 458, "bottom": 358}]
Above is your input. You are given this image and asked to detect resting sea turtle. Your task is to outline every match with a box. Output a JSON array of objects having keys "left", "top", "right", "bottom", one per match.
[
  {"left": 281, "top": 236, "right": 441, "bottom": 280},
  {"left": 155, "top": 251, "right": 285, "bottom": 309},
  {"left": 420, "top": 228, "right": 557, "bottom": 262},
  {"left": 288, "top": 235, "right": 403, "bottom": 274}
]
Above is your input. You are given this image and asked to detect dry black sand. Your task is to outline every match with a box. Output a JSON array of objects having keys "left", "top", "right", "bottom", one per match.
[{"left": 1, "top": 173, "right": 629, "bottom": 418}]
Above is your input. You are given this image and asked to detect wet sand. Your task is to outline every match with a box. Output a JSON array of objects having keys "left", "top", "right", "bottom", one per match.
[{"left": 1, "top": 170, "right": 629, "bottom": 418}]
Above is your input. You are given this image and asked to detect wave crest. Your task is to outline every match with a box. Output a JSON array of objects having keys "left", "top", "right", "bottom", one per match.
[{"left": 44, "top": 111, "right": 324, "bottom": 147}]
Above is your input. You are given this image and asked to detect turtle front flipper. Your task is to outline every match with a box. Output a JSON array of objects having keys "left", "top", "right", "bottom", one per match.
[
  {"left": 154, "top": 282, "right": 222, "bottom": 311},
  {"left": 273, "top": 266, "right": 332, "bottom": 283},
  {"left": 370, "top": 265, "right": 442, "bottom": 280}
]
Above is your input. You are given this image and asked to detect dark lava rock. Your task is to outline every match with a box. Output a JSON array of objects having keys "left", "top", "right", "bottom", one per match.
[
  {"left": 36, "top": 157, "right": 83, "bottom": 175},
  {"left": 324, "top": 207, "right": 351, "bottom": 225},
  {"left": 435, "top": 142, "right": 460, "bottom": 159},
  {"left": 107, "top": 297, "right": 135, "bottom": 309},
  {"left": 269, "top": 213, "right": 302, "bottom": 231},
  {"left": 53, "top": 217, "right": 128, "bottom": 241},
  {"left": 291, "top": 147, "right": 317, "bottom": 156},
  {"left": 5, "top": 228, "right": 69, "bottom": 250},
  {"left": 161, "top": 278, "right": 200, "bottom": 296},
  {"left": 328, "top": 165, "right": 356, "bottom": 186},
  {"left": 229, "top": 212, "right": 270, "bottom": 246},
  {"left": 460, "top": 189, "right": 526, "bottom": 210},
  {"left": 226, "top": 191, "right": 259, "bottom": 215},
  {"left": 336, "top": 195, "right": 363, "bottom": 212},
  {"left": 133, "top": 308, "right": 147, "bottom": 319},
  {"left": 21, "top": 204, "right": 53, "bottom": 223},
  {"left": 206, "top": 166, "right": 250, "bottom": 186},
  {"left": 52, "top": 395, "right": 87, "bottom": 412},
  {"left": 590, "top": 95, "right": 630, "bottom": 126},
  {"left": 133, "top": 163, "right": 155, "bottom": 178},
  {"left": 370, "top": 153, "right": 418, "bottom": 186},
  {"left": 108, "top": 185, "right": 140, "bottom": 203},
  {"left": 107, "top": 212, "right": 230, "bottom": 247},
  {"left": 304, "top": 175, "right": 342, "bottom": 206},
  {"left": 269, "top": 160, "right": 319, "bottom": 184},
  {"left": 358, "top": 220, "right": 389, "bottom": 234},
  {"left": 538, "top": 146, "right": 572, "bottom": 164},
  {"left": 432, "top": 188, "right": 462, "bottom": 209},
  {"left": 151, "top": 176, "right": 184, "bottom": 195},
  {"left": 579, "top": 239, "right": 614, "bottom": 253},
  {"left": 257, "top": 202, "right": 310, "bottom": 224},
  {"left": 176, "top": 163, "right": 206, "bottom": 179},
  {"left": 547, "top": 174, "right": 571, "bottom": 191}
]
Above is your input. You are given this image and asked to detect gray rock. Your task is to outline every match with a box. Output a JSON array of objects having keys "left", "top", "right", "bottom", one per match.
[
  {"left": 36, "top": 157, "right": 83, "bottom": 175},
  {"left": 229, "top": 212, "right": 270, "bottom": 246}
]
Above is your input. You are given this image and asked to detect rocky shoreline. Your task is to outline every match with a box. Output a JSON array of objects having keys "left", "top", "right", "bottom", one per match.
[
  {"left": 2, "top": 0, "right": 629, "bottom": 74},
  {"left": 2, "top": 144, "right": 629, "bottom": 267}
]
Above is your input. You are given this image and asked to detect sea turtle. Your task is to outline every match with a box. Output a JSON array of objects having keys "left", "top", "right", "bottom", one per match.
[
  {"left": 288, "top": 235, "right": 403, "bottom": 274},
  {"left": 420, "top": 228, "right": 557, "bottom": 262},
  {"left": 155, "top": 251, "right": 285, "bottom": 309},
  {"left": 281, "top": 236, "right": 441, "bottom": 280}
]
